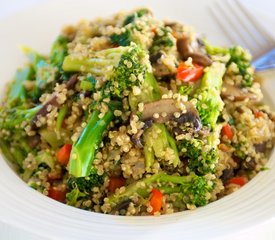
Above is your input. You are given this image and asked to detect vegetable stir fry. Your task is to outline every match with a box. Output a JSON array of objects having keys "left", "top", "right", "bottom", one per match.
[{"left": 0, "top": 8, "right": 274, "bottom": 216}]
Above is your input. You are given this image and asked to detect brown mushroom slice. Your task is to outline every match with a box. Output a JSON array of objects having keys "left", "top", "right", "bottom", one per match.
[
  {"left": 141, "top": 99, "right": 201, "bottom": 131},
  {"left": 130, "top": 99, "right": 201, "bottom": 147},
  {"left": 176, "top": 36, "right": 192, "bottom": 57},
  {"left": 187, "top": 52, "right": 212, "bottom": 67},
  {"left": 176, "top": 36, "right": 212, "bottom": 67},
  {"left": 221, "top": 82, "right": 257, "bottom": 101}
]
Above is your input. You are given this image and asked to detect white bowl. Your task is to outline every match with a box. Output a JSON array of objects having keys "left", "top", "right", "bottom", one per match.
[{"left": 0, "top": 0, "right": 275, "bottom": 239}]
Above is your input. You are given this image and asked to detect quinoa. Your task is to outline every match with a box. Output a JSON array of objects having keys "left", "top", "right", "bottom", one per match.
[{"left": 0, "top": 8, "right": 274, "bottom": 217}]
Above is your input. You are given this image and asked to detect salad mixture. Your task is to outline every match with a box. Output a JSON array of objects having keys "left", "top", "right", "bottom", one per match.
[{"left": 0, "top": 8, "right": 274, "bottom": 216}]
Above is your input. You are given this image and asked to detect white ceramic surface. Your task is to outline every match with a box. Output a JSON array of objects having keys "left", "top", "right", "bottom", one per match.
[{"left": 0, "top": 1, "right": 275, "bottom": 239}]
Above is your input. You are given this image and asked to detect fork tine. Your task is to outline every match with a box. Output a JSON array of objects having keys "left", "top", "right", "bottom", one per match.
[
  {"left": 209, "top": 4, "right": 245, "bottom": 46},
  {"left": 213, "top": 0, "right": 257, "bottom": 51},
  {"left": 234, "top": 0, "right": 274, "bottom": 47},
  {"left": 210, "top": 0, "right": 275, "bottom": 59},
  {"left": 225, "top": 0, "right": 267, "bottom": 49}
]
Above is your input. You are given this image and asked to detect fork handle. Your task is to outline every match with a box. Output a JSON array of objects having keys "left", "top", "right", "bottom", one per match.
[{"left": 253, "top": 49, "right": 275, "bottom": 71}]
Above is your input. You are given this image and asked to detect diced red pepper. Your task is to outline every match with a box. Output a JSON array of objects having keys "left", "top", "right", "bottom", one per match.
[
  {"left": 221, "top": 123, "right": 234, "bottom": 140},
  {"left": 48, "top": 186, "right": 67, "bottom": 203},
  {"left": 150, "top": 188, "right": 163, "bottom": 215},
  {"left": 108, "top": 176, "right": 126, "bottom": 193},
  {"left": 176, "top": 62, "right": 204, "bottom": 82},
  {"left": 254, "top": 110, "right": 264, "bottom": 118},
  {"left": 56, "top": 144, "right": 72, "bottom": 166},
  {"left": 228, "top": 177, "right": 246, "bottom": 187}
]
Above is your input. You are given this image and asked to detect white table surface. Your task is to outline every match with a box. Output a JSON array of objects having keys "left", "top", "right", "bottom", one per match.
[{"left": 0, "top": 1, "right": 274, "bottom": 239}]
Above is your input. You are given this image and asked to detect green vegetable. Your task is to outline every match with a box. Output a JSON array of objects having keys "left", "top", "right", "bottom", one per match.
[
  {"left": 50, "top": 35, "right": 69, "bottom": 69},
  {"left": 123, "top": 8, "right": 150, "bottom": 26},
  {"left": 205, "top": 42, "right": 253, "bottom": 87},
  {"left": 150, "top": 27, "right": 175, "bottom": 54},
  {"left": 68, "top": 109, "right": 114, "bottom": 177},
  {"left": 66, "top": 170, "right": 104, "bottom": 206},
  {"left": 39, "top": 128, "right": 64, "bottom": 149},
  {"left": 0, "top": 105, "right": 42, "bottom": 130},
  {"left": 178, "top": 85, "right": 193, "bottom": 97},
  {"left": 63, "top": 44, "right": 147, "bottom": 98},
  {"left": 143, "top": 124, "right": 180, "bottom": 169},
  {"left": 107, "top": 172, "right": 213, "bottom": 209},
  {"left": 8, "top": 66, "right": 34, "bottom": 107},
  {"left": 56, "top": 105, "right": 68, "bottom": 132},
  {"left": 194, "top": 62, "right": 226, "bottom": 129},
  {"left": 33, "top": 60, "right": 57, "bottom": 100}
]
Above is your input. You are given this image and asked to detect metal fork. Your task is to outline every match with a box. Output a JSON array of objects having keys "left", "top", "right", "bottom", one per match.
[{"left": 209, "top": 0, "right": 275, "bottom": 71}]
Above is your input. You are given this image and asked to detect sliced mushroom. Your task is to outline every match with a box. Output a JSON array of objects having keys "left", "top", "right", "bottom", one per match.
[
  {"left": 141, "top": 99, "right": 200, "bottom": 130},
  {"left": 176, "top": 35, "right": 212, "bottom": 67},
  {"left": 187, "top": 52, "right": 213, "bottom": 67},
  {"left": 27, "top": 134, "right": 41, "bottom": 148},
  {"left": 254, "top": 142, "right": 267, "bottom": 153},
  {"left": 130, "top": 99, "right": 201, "bottom": 147},
  {"left": 221, "top": 82, "right": 257, "bottom": 101},
  {"left": 221, "top": 168, "right": 234, "bottom": 184}
]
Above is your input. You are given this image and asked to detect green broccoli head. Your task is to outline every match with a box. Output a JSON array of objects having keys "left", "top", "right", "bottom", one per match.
[
  {"left": 63, "top": 43, "right": 150, "bottom": 98},
  {"left": 179, "top": 174, "right": 213, "bottom": 206},
  {"left": 110, "top": 44, "right": 148, "bottom": 97},
  {"left": 150, "top": 27, "right": 175, "bottom": 54},
  {"left": 110, "top": 8, "right": 152, "bottom": 47},
  {"left": 66, "top": 172, "right": 104, "bottom": 206},
  {"left": 195, "top": 88, "right": 224, "bottom": 128},
  {"left": 67, "top": 172, "right": 104, "bottom": 193},
  {"left": 228, "top": 46, "right": 253, "bottom": 87},
  {"left": 0, "top": 105, "right": 42, "bottom": 130},
  {"left": 50, "top": 35, "right": 69, "bottom": 69},
  {"left": 123, "top": 8, "right": 151, "bottom": 26},
  {"left": 180, "top": 138, "right": 218, "bottom": 175}
]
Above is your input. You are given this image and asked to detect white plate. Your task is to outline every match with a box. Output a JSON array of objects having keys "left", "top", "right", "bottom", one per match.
[{"left": 0, "top": 0, "right": 275, "bottom": 239}]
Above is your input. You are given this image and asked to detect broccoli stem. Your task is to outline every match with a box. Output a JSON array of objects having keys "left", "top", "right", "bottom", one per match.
[
  {"left": 0, "top": 105, "right": 42, "bottom": 129},
  {"left": 68, "top": 109, "right": 114, "bottom": 177},
  {"left": 56, "top": 105, "right": 68, "bottom": 132},
  {"left": 62, "top": 46, "right": 128, "bottom": 74},
  {"left": 8, "top": 66, "right": 34, "bottom": 107}
]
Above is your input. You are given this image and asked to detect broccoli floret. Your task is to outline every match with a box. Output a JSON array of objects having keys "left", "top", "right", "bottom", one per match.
[
  {"left": 205, "top": 42, "right": 253, "bottom": 88},
  {"left": 178, "top": 85, "right": 193, "bottom": 97},
  {"left": 7, "top": 66, "right": 34, "bottom": 107},
  {"left": 66, "top": 171, "right": 104, "bottom": 206},
  {"left": 64, "top": 44, "right": 150, "bottom": 177},
  {"left": 50, "top": 35, "right": 69, "bottom": 69},
  {"left": 150, "top": 27, "right": 175, "bottom": 54},
  {"left": 123, "top": 8, "right": 151, "bottom": 26},
  {"left": 0, "top": 105, "right": 42, "bottom": 130},
  {"left": 106, "top": 172, "right": 213, "bottom": 210},
  {"left": 21, "top": 46, "right": 58, "bottom": 101},
  {"left": 63, "top": 44, "right": 148, "bottom": 98},
  {"left": 67, "top": 172, "right": 104, "bottom": 193},
  {"left": 110, "top": 29, "right": 132, "bottom": 47},
  {"left": 194, "top": 62, "right": 226, "bottom": 129},
  {"left": 229, "top": 46, "right": 253, "bottom": 87},
  {"left": 110, "top": 9, "right": 151, "bottom": 47},
  {"left": 180, "top": 139, "right": 218, "bottom": 175}
]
